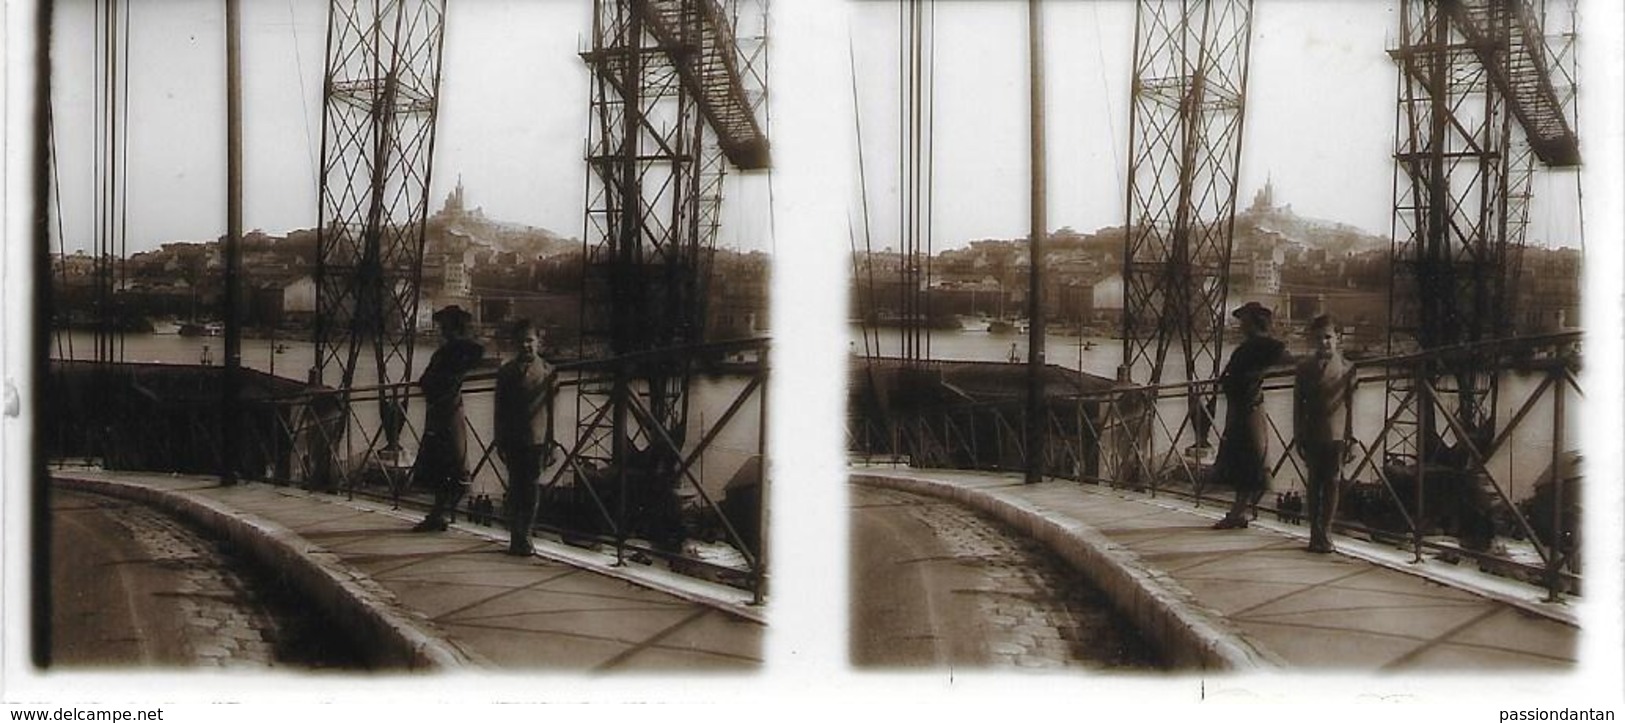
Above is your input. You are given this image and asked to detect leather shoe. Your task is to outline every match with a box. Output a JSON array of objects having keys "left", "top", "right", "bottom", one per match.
[{"left": 411, "top": 517, "right": 448, "bottom": 532}]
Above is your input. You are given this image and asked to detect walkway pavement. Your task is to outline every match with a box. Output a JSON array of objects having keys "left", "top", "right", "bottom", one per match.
[
  {"left": 851, "top": 465, "right": 1578, "bottom": 672},
  {"left": 52, "top": 469, "right": 764, "bottom": 671}
]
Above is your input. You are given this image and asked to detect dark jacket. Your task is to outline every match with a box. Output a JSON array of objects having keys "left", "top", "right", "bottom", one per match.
[
  {"left": 1294, "top": 352, "right": 1354, "bottom": 449},
  {"left": 494, "top": 354, "right": 556, "bottom": 461},
  {"left": 416, "top": 337, "right": 485, "bottom": 485},
  {"left": 1214, "top": 335, "right": 1289, "bottom": 491}
]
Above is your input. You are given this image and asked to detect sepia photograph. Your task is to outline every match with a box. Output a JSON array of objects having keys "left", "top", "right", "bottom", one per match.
[
  {"left": 1, "top": 0, "right": 1622, "bottom": 717},
  {"left": 844, "top": 0, "right": 1605, "bottom": 676},
  {"left": 26, "top": 0, "right": 771, "bottom": 675}
]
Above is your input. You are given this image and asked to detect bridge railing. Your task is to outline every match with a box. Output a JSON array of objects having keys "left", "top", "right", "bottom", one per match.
[
  {"left": 849, "top": 332, "right": 1582, "bottom": 600},
  {"left": 49, "top": 338, "right": 771, "bottom": 601}
]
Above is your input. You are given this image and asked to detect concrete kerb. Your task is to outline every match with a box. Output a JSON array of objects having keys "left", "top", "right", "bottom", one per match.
[
  {"left": 53, "top": 473, "right": 485, "bottom": 671},
  {"left": 850, "top": 472, "right": 1285, "bottom": 672}
]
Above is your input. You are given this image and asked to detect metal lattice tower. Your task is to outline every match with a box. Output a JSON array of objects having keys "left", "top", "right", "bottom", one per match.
[
  {"left": 1385, "top": 0, "right": 1578, "bottom": 460},
  {"left": 1120, "top": 0, "right": 1255, "bottom": 439},
  {"left": 577, "top": 0, "right": 769, "bottom": 478},
  {"left": 312, "top": 0, "right": 448, "bottom": 431}
]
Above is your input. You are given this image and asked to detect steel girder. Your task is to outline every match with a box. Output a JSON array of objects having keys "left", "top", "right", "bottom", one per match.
[
  {"left": 313, "top": 0, "right": 447, "bottom": 414},
  {"left": 1385, "top": 0, "right": 1575, "bottom": 462},
  {"left": 1122, "top": 0, "right": 1253, "bottom": 388},
  {"left": 576, "top": 0, "right": 766, "bottom": 477},
  {"left": 1121, "top": 0, "right": 1254, "bottom": 454}
]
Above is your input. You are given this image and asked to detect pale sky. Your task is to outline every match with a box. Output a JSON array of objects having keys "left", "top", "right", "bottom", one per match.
[
  {"left": 47, "top": 0, "right": 772, "bottom": 254},
  {"left": 46, "top": 0, "right": 1588, "bottom": 256},
  {"left": 846, "top": 0, "right": 1585, "bottom": 251}
]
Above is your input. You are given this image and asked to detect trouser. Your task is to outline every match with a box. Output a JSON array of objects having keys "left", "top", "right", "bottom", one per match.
[
  {"left": 1303, "top": 441, "right": 1344, "bottom": 548},
  {"left": 424, "top": 473, "right": 470, "bottom": 523},
  {"left": 504, "top": 448, "right": 543, "bottom": 548},
  {"left": 1226, "top": 485, "right": 1266, "bottom": 521}
]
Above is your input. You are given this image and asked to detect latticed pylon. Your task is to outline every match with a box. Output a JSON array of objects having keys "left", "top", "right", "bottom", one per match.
[
  {"left": 575, "top": 0, "right": 768, "bottom": 525},
  {"left": 1120, "top": 0, "right": 1254, "bottom": 446},
  {"left": 1385, "top": 0, "right": 1579, "bottom": 462},
  {"left": 313, "top": 0, "right": 448, "bottom": 458}
]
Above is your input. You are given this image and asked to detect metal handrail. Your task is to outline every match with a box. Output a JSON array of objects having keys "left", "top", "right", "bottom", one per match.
[
  {"left": 46, "top": 338, "right": 772, "bottom": 600},
  {"left": 850, "top": 332, "right": 1582, "bottom": 598}
]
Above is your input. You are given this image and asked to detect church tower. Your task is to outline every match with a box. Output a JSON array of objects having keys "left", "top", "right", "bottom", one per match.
[
  {"left": 443, "top": 174, "right": 466, "bottom": 218},
  {"left": 1249, "top": 174, "right": 1274, "bottom": 213}
]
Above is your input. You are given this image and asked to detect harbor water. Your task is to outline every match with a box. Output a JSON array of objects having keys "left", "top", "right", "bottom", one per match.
[
  {"left": 50, "top": 331, "right": 763, "bottom": 502},
  {"left": 852, "top": 325, "right": 1577, "bottom": 501}
]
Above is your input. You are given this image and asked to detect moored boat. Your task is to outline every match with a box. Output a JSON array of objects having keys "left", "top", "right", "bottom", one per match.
[{"left": 956, "top": 314, "right": 992, "bottom": 332}]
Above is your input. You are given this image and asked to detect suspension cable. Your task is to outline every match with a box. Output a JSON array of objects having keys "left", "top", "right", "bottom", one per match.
[
  {"left": 848, "top": 218, "right": 873, "bottom": 359},
  {"left": 759, "top": 1, "right": 777, "bottom": 258},
  {"left": 289, "top": 0, "right": 320, "bottom": 189},
  {"left": 118, "top": 0, "right": 131, "bottom": 363},
  {"left": 1092, "top": 1, "right": 1126, "bottom": 199},
  {"left": 93, "top": 0, "right": 105, "bottom": 365},
  {"left": 1566, "top": 0, "right": 1585, "bottom": 257},
  {"left": 99, "top": 0, "right": 116, "bottom": 367},
  {"left": 47, "top": 99, "right": 73, "bottom": 362},
  {"left": 897, "top": 0, "right": 933, "bottom": 365},
  {"left": 92, "top": 0, "right": 131, "bottom": 367},
  {"left": 896, "top": 0, "right": 906, "bottom": 362},
  {"left": 924, "top": 0, "right": 935, "bottom": 361},
  {"left": 849, "top": 34, "right": 882, "bottom": 362}
]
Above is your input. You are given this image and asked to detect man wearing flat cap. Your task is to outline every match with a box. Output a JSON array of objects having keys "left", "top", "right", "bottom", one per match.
[
  {"left": 412, "top": 304, "right": 485, "bottom": 532},
  {"left": 1211, "top": 301, "right": 1291, "bottom": 529}
]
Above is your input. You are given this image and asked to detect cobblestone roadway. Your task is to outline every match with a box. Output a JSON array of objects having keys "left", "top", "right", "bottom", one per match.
[
  {"left": 851, "top": 485, "right": 1160, "bottom": 670},
  {"left": 52, "top": 489, "right": 292, "bottom": 668}
]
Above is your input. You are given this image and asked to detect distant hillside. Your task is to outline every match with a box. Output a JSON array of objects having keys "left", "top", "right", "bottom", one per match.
[
  {"left": 904, "top": 182, "right": 1394, "bottom": 262},
  {"left": 431, "top": 212, "right": 578, "bottom": 258},
  {"left": 978, "top": 204, "right": 1388, "bottom": 259},
  {"left": 1240, "top": 206, "right": 1389, "bottom": 256},
  {"left": 428, "top": 175, "right": 579, "bottom": 258}
]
